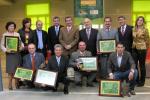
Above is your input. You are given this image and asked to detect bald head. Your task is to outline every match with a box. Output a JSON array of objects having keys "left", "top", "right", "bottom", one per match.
[
  {"left": 84, "top": 18, "right": 92, "bottom": 29},
  {"left": 78, "top": 41, "right": 86, "bottom": 52},
  {"left": 36, "top": 20, "right": 43, "bottom": 30},
  {"left": 28, "top": 43, "right": 36, "bottom": 55}
]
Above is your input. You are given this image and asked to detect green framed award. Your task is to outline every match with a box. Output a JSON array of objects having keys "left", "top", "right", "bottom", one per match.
[
  {"left": 99, "top": 80, "right": 121, "bottom": 96},
  {"left": 79, "top": 57, "right": 97, "bottom": 71},
  {"left": 99, "top": 39, "right": 116, "bottom": 53},
  {"left": 35, "top": 69, "right": 58, "bottom": 87},
  {"left": 14, "top": 68, "right": 33, "bottom": 81},
  {"left": 5, "top": 36, "right": 19, "bottom": 52}
]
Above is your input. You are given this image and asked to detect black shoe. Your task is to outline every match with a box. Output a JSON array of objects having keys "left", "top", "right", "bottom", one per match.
[
  {"left": 86, "top": 83, "right": 94, "bottom": 87},
  {"left": 76, "top": 82, "right": 82, "bottom": 87},
  {"left": 63, "top": 86, "right": 69, "bottom": 94},
  {"left": 137, "top": 83, "right": 144, "bottom": 87},
  {"left": 130, "top": 90, "right": 136, "bottom": 95}
]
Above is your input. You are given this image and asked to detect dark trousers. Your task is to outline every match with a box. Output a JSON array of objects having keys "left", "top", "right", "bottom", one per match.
[
  {"left": 55, "top": 75, "right": 69, "bottom": 91},
  {"left": 132, "top": 48, "right": 147, "bottom": 84},
  {"left": 114, "top": 69, "right": 138, "bottom": 90}
]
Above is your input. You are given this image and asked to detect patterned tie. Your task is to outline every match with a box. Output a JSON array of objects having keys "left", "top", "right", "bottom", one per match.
[
  {"left": 86, "top": 29, "right": 90, "bottom": 40},
  {"left": 121, "top": 26, "right": 125, "bottom": 36},
  {"left": 32, "top": 54, "right": 36, "bottom": 72}
]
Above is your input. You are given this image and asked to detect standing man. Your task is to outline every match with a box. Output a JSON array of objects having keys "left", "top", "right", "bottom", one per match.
[
  {"left": 118, "top": 16, "right": 133, "bottom": 53},
  {"left": 107, "top": 42, "right": 137, "bottom": 95},
  {"left": 79, "top": 18, "right": 98, "bottom": 56},
  {"left": 33, "top": 20, "right": 48, "bottom": 58},
  {"left": 69, "top": 41, "right": 96, "bottom": 87},
  {"left": 47, "top": 44, "right": 69, "bottom": 94},
  {"left": 48, "top": 16, "right": 63, "bottom": 55},
  {"left": 59, "top": 16, "right": 79, "bottom": 57},
  {"left": 97, "top": 17, "right": 119, "bottom": 79}
]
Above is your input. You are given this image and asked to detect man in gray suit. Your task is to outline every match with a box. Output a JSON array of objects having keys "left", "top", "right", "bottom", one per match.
[
  {"left": 107, "top": 42, "right": 137, "bottom": 95},
  {"left": 97, "top": 17, "right": 119, "bottom": 79},
  {"left": 69, "top": 41, "right": 96, "bottom": 87},
  {"left": 19, "top": 43, "right": 45, "bottom": 88}
]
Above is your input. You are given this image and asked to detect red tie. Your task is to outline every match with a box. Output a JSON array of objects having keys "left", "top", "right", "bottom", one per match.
[{"left": 32, "top": 54, "right": 35, "bottom": 72}]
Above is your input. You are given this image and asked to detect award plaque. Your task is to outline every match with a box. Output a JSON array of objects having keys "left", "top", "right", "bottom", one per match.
[
  {"left": 99, "top": 80, "right": 121, "bottom": 96},
  {"left": 99, "top": 40, "right": 116, "bottom": 53},
  {"left": 14, "top": 67, "right": 33, "bottom": 81},
  {"left": 5, "top": 36, "right": 19, "bottom": 52},
  {"left": 79, "top": 57, "right": 97, "bottom": 71},
  {"left": 35, "top": 69, "right": 58, "bottom": 87}
]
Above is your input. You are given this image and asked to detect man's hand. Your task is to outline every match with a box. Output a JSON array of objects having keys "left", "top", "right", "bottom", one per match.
[
  {"left": 65, "top": 45, "right": 71, "bottom": 50},
  {"left": 109, "top": 73, "right": 114, "bottom": 79},
  {"left": 128, "top": 71, "right": 134, "bottom": 80}
]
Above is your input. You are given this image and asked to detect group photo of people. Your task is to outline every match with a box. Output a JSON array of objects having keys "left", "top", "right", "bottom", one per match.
[{"left": 0, "top": 15, "right": 149, "bottom": 97}]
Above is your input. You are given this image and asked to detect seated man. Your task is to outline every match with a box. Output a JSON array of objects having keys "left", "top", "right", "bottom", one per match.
[
  {"left": 69, "top": 41, "right": 96, "bottom": 87},
  {"left": 107, "top": 42, "right": 137, "bottom": 95},
  {"left": 47, "top": 44, "right": 69, "bottom": 94},
  {"left": 18, "top": 43, "right": 45, "bottom": 88}
]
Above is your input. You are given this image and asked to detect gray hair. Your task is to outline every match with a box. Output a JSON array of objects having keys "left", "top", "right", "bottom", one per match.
[{"left": 54, "top": 44, "right": 63, "bottom": 50}]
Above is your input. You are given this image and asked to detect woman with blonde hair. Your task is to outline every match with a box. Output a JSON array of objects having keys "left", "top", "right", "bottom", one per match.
[{"left": 132, "top": 16, "right": 150, "bottom": 86}]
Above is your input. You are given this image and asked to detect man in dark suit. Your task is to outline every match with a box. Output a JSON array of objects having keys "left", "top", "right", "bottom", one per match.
[
  {"left": 118, "top": 16, "right": 133, "bottom": 53},
  {"left": 107, "top": 42, "right": 137, "bottom": 96},
  {"left": 47, "top": 44, "right": 69, "bottom": 94},
  {"left": 48, "top": 16, "right": 63, "bottom": 55},
  {"left": 20, "top": 43, "right": 45, "bottom": 88},
  {"left": 33, "top": 20, "right": 48, "bottom": 58},
  {"left": 79, "top": 18, "right": 98, "bottom": 56}
]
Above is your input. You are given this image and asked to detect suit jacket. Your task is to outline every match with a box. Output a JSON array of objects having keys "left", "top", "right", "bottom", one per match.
[
  {"left": 118, "top": 25, "right": 133, "bottom": 52},
  {"left": 47, "top": 25, "right": 63, "bottom": 54},
  {"left": 59, "top": 25, "right": 79, "bottom": 56},
  {"left": 97, "top": 28, "right": 119, "bottom": 51},
  {"left": 18, "top": 28, "right": 34, "bottom": 46},
  {"left": 47, "top": 55, "right": 68, "bottom": 77},
  {"left": 132, "top": 27, "right": 150, "bottom": 50},
  {"left": 69, "top": 50, "right": 92, "bottom": 71},
  {"left": 79, "top": 28, "right": 98, "bottom": 56},
  {"left": 107, "top": 51, "right": 135, "bottom": 73},
  {"left": 23, "top": 52, "right": 45, "bottom": 70},
  {"left": 33, "top": 29, "right": 48, "bottom": 57}
]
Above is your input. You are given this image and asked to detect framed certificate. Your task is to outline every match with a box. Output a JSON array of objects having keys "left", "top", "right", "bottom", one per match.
[
  {"left": 35, "top": 69, "right": 58, "bottom": 87},
  {"left": 79, "top": 57, "right": 97, "bottom": 71},
  {"left": 99, "top": 40, "right": 116, "bottom": 53},
  {"left": 14, "top": 68, "right": 33, "bottom": 81},
  {"left": 5, "top": 36, "right": 19, "bottom": 52},
  {"left": 99, "top": 80, "right": 121, "bottom": 96}
]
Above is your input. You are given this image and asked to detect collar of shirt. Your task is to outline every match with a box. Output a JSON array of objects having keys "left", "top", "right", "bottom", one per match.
[
  {"left": 56, "top": 56, "right": 61, "bottom": 60},
  {"left": 117, "top": 53, "right": 123, "bottom": 57},
  {"left": 67, "top": 26, "right": 72, "bottom": 31},
  {"left": 86, "top": 28, "right": 91, "bottom": 32},
  {"left": 55, "top": 26, "right": 60, "bottom": 30},
  {"left": 121, "top": 24, "right": 127, "bottom": 32},
  {"left": 30, "top": 53, "right": 35, "bottom": 60},
  {"left": 104, "top": 26, "right": 111, "bottom": 31}
]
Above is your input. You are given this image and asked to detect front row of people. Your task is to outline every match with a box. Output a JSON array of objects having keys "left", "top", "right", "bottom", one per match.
[{"left": 1, "top": 38, "right": 137, "bottom": 95}]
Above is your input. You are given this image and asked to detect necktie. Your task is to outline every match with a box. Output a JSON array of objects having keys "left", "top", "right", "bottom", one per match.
[
  {"left": 55, "top": 27, "right": 59, "bottom": 36},
  {"left": 121, "top": 26, "right": 125, "bottom": 35},
  {"left": 32, "top": 54, "right": 36, "bottom": 72},
  {"left": 86, "top": 29, "right": 90, "bottom": 39},
  {"left": 57, "top": 57, "right": 60, "bottom": 66}
]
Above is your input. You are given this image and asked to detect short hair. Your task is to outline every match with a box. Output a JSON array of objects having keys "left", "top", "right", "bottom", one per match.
[
  {"left": 54, "top": 44, "right": 63, "bottom": 50},
  {"left": 22, "top": 18, "right": 31, "bottom": 29},
  {"left": 5, "top": 21, "right": 16, "bottom": 30},
  {"left": 65, "top": 16, "right": 72, "bottom": 22},
  {"left": 118, "top": 16, "right": 126, "bottom": 20},
  {"left": 104, "top": 16, "right": 112, "bottom": 22},
  {"left": 36, "top": 20, "right": 43, "bottom": 25},
  {"left": 116, "top": 42, "right": 124, "bottom": 47},
  {"left": 53, "top": 16, "right": 60, "bottom": 20},
  {"left": 28, "top": 43, "right": 36, "bottom": 48}
]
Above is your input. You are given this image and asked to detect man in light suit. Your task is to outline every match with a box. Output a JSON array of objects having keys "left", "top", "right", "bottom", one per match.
[
  {"left": 79, "top": 18, "right": 98, "bottom": 56},
  {"left": 118, "top": 16, "right": 133, "bottom": 53},
  {"left": 47, "top": 44, "right": 69, "bottom": 94},
  {"left": 33, "top": 20, "right": 48, "bottom": 58},
  {"left": 107, "top": 42, "right": 137, "bottom": 95},
  {"left": 69, "top": 41, "right": 96, "bottom": 87},
  {"left": 48, "top": 16, "right": 63, "bottom": 55},
  {"left": 97, "top": 17, "right": 119, "bottom": 79},
  {"left": 59, "top": 16, "right": 79, "bottom": 57},
  {"left": 21, "top": 43, "right": 45, "bottom": 88}
]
